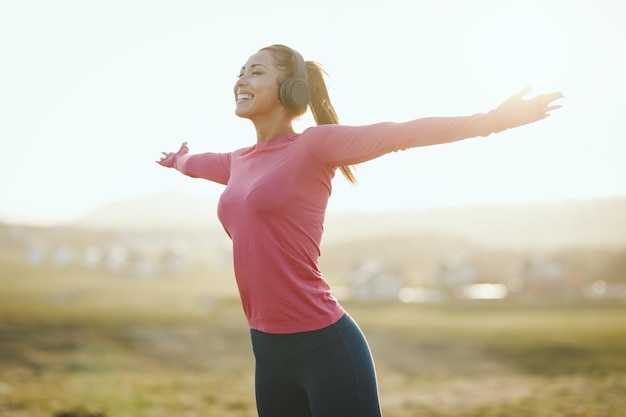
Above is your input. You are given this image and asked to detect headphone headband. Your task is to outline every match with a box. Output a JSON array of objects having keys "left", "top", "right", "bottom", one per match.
[{"left": 291, "top": 48, "right": 307, "bottom": 83}]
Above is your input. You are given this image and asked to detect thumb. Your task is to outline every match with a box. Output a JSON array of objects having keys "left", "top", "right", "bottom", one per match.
[
  {"left": 178, "top": 141, "right": 190, "bottom": 155},
  {"left": 513, "top": 85, "right": 533, "bottom": 99}
]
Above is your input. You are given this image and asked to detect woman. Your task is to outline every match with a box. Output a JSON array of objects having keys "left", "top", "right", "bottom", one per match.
[{"left": 158, "top": 44, "right": 563, "bottom": 417}]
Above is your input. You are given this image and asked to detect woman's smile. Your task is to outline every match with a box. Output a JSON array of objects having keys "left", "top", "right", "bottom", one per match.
[{"left": 236, "top": 90, "right": 254, "bottom": 104}]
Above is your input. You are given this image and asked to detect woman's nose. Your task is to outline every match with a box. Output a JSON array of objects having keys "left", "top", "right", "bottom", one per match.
[
  {"left": 237, "top": 72, "right": 249, "bottom": 84},
  {"left": 234, "top": 76, "right": 247, "bottom": 92}
]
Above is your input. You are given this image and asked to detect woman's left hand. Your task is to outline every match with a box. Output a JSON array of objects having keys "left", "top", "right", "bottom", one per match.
[{"left": 494, "top": 86, "right": 564, "bottom": 131}]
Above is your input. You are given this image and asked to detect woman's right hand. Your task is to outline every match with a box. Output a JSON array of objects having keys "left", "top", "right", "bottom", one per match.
[{"left": 156, "top": 142, "right": 189, "bottom": 168}]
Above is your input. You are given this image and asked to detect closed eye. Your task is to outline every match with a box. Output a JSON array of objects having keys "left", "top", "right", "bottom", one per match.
[
  {"left": 236, "top": 71, "right": 263, "bottom": 78},
  {"left": 237, "top": 63, "right": 267, "bottom": 78}
]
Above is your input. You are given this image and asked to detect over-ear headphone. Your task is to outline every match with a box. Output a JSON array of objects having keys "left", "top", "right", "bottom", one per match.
[{"left": 278, "top": 47, "right": 310, "bottom": 110}]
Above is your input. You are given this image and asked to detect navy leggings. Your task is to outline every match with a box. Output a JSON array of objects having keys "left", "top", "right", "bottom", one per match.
[{"left": 250, "top": 313, "right": 383, "bottom": 417}]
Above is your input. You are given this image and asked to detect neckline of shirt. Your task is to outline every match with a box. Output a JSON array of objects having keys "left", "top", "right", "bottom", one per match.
[{"left": 256, "top": 131, "right": 299, "bottom": 150}]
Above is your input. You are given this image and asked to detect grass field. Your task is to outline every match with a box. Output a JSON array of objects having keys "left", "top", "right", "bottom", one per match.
[{"left": 1, "top": 253, "right": 625, "bottom": 417}]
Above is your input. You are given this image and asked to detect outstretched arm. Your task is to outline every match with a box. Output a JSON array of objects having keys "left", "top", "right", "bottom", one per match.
[
  {"left": 157, "top": 142, "right": 231, "bottom": 185},
  {"left": 305, "top": 87, "right": 564, "bottom": 166}
]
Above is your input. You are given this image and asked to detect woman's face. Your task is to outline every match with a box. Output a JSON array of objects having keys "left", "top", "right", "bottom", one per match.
[{"left": 233, "top": 50, "right": 283, "bottom": 119}]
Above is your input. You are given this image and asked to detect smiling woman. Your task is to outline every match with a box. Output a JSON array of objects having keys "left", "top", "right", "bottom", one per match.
[{"left": 158, "top": 42, "right": 562, "bottom": 417}]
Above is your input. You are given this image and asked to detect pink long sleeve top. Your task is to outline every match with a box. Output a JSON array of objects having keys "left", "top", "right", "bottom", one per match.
[{"left": 169, "top": 113, "right": 503, "bottom": 333}]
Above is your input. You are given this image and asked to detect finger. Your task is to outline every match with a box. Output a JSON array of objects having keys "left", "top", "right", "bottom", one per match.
[
  {"left": 513, "top": 85, "right": 533, "bottom": 98},
  {"left": 533, "top": 92, "right": 563, "bottom": 110},
  {"left": 545, "top": 92, "right": 565, "bottom": 104},
  {"left": 546, "top": 104, "right": 562, "bottom": 112}
]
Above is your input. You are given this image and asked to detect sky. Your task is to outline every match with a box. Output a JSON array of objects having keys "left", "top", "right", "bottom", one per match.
[{"left": 1, "top": 0, "right": 625, "bottom": 226}]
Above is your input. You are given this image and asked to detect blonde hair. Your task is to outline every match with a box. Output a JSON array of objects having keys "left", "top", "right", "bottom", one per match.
[{"left": 260, "top": 44, "right": 357, "bottom": 184}]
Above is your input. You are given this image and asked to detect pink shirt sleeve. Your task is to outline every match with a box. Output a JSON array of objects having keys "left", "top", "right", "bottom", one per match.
[
  {"left": 167, "top": 111, "right": 500, "bottom": 183},
  {"left": 173, "top": 151, "right": 232, "bottom": 185},
  {"left": 302, "top": 112, "right": 498, "bottom": 166}
]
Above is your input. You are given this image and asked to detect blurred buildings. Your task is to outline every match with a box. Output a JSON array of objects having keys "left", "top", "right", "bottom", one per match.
[{"left": 2, "top": 220, "right": 625, "bottom": 304}]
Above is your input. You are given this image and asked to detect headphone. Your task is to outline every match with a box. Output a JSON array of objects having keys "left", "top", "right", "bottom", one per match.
[{"left": 278, "top": 46, "right": 310, "bottom": 110}]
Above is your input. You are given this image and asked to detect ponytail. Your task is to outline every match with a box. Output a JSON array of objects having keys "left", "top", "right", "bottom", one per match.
[
  {"left": 261, "top": 44, "right": 357, "bottom": 184},
  {"left": 305, "top": 61, "right": 357, "bottom": 184}
]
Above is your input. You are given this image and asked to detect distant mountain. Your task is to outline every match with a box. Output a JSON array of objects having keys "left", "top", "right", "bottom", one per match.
[
  {"left": 323, "top": 198, "right": 626, "bottom": 250},
  {"left": 72, "top": 192, "right": 626, "bottom": 250},
  {"left": 72, "top": 192, "right": 222, "bottom": 232}
]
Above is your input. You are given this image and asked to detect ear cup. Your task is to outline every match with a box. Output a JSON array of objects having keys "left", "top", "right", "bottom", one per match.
[
  {"left": 278, "top": 47, "right": 310, "bottom": 109},
  {"left": 279, "top": 78, "right": 310, "bottom": 109}
]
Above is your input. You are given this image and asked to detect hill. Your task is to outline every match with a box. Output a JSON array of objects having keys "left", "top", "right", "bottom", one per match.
[
  {"left": 70, "top": 192, "right": 626, "bottom": 251},
  {"left": 323, "top": 197, "right": 626, "bottom": 250},
  {"left": 72, "top": 191, "right": 223, "bottom": 233}
]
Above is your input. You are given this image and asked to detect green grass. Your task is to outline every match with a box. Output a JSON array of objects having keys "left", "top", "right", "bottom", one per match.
[{"left": 1, "top": 257, "right": 626, "bottom": 417}]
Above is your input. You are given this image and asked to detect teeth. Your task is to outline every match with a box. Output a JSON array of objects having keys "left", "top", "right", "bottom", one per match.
[{"left": 237, "top": 93, "right": 252, "bottom": 100}]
